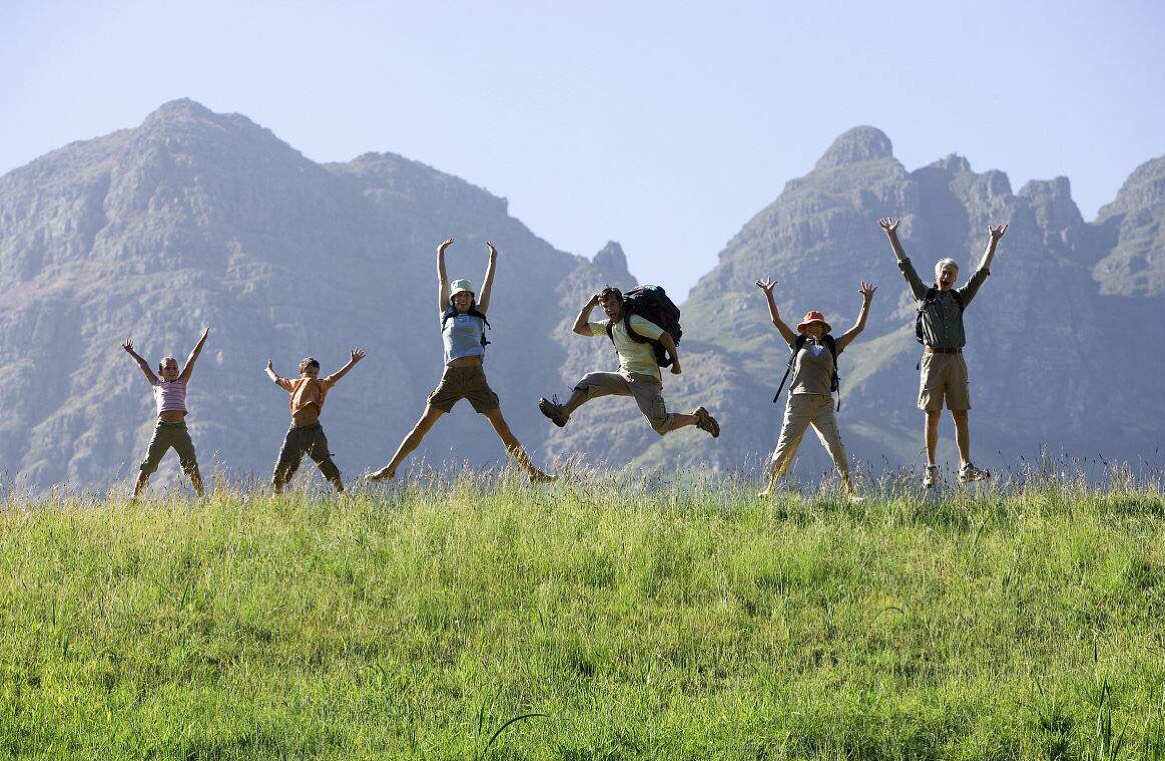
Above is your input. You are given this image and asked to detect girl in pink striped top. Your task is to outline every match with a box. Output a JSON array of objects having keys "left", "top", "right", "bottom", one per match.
[{"left": 122, "top": 328, "right": 210, "bottom": 498}]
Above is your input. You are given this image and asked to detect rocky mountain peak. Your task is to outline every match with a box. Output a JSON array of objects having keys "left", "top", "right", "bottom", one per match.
[
  {"left": 1019, "top": 176, "right": 1083, "bottom": 228},
  {"left": 143, "top": 98, "right": 216, "bottom": 123},
  {"left": 813, "top": 126, "right": 894, "bottom": 170},
  {"left": 930, "top": 154, "right": 973, "bottom": 175},
  {"left": 593, "top": 241, "right": 628, "bottom": 273},
  {"left": 1100, "top": 155, "right": 1165, "bottom": 218}
]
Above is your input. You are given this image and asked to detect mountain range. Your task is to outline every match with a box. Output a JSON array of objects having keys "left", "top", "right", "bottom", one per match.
[{"left": 1, "top": 100, "right": 1161, "bottom": 490}]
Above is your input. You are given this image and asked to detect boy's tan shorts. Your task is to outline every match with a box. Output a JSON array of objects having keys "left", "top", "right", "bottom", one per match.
[
  {"left": 427, "top": 365, "right": 500, "bottom": 414},
  {"left": 918, "top": 351, "right": 971, "bottom": 412}
]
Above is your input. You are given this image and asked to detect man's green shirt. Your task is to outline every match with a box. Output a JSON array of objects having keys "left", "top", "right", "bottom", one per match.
[{"left": 898, "top": 258, "right": 990, "bottom": 349}]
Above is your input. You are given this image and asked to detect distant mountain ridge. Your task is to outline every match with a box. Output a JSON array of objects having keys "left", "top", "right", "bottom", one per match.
[{"left": 1, "top": 104, "right": 1161, "bottom": 489}]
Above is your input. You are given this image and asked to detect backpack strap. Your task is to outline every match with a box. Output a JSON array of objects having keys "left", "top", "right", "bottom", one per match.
[
  {"left": 622, "top": 313, "right": 651, "bottom": 344},
  {"left": 772, "top": 335, "right": 808, "bottom": 403},
  {"left": 823, "top": 334, "right": 841, "bottom": 411},
  {"left": 442, "top": 306, "right": 491, "bottom": 347}
]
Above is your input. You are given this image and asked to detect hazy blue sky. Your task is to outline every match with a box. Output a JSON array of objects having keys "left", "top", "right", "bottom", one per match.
[{"left": 5, "top": 1, "right": 1164, "bottom": 296}]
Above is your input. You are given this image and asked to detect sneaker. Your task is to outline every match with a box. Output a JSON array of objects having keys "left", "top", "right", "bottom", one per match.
[
  {"left": 958, "top": 463, "right": 991, "bottom": 483},
  {"left": 922, "top": 465, "right": 940, "bottom": 488},
  {"left": 695, "top": 406, "right": 720, "bottom": 438},
  {"left": 528, "top": 470, "right": 557, "bottom": 484},
  {"left": 538, "top": 396, "right": 568, "bottom": 427},
  {"left": 366, "top": 466, "right": 395, "bottom": 482}
]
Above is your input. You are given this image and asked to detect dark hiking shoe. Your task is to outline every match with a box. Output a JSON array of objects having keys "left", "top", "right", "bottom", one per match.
[
  {"left": 923, "top": 465, "right": 940, "bottom": 488},
  {"left": 538, "top": 396, "right": 568, "bottom": 427},
  {"left": 695, "top": 406, "right": 720, "bottom": 438}
]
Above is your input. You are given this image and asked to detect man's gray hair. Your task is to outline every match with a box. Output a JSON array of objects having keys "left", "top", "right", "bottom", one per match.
[{"left": 934, "top": 258, "right": 959, "bottom": 281}]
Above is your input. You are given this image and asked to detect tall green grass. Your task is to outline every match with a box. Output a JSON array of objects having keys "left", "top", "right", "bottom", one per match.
[{"left": 1, "top": 473, "right": 1163, "bottom": 759}]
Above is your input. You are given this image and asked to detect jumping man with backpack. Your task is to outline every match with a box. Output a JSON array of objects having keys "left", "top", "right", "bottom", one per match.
[
  {"left": 368, "top": 239, "right": 553, "bottom": 482},
  {"left": 878, "top": 217, "right": 1007, "bottom": 487},
  {"left": 756, "top": 279, "right": 875, "bottom": 498},
  {"left": 537, "top": 286, "right": 720, "bottom": 438}
]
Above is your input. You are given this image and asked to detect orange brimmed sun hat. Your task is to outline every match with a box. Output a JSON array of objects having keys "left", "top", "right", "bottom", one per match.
[{"left": 796, "top": 310, "right": 831, "bottom": 333}]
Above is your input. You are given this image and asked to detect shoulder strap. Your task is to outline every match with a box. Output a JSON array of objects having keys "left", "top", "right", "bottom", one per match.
[{"left": 772, "top": 335, "right": 808, "bottom": 403}]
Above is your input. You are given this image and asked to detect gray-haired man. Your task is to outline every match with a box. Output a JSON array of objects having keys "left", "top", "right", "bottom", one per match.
[{"left": 878, "top": 217, "right": 1007, "bottom": 487}]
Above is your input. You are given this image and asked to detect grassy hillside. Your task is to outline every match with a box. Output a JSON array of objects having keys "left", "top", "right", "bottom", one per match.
[{"left": 2, "top": 475, "right": 1164, "bottom": 760}]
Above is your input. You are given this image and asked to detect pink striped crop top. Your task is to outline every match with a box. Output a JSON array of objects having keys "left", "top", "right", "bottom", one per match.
[{"left": 152, "top": 378, "right": 188, "bottom": 415}]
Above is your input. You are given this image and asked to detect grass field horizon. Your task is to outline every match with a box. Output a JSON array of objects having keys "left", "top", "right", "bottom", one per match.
[{"left": 2, "top": 470, "right": 1164, "bottom": 759}]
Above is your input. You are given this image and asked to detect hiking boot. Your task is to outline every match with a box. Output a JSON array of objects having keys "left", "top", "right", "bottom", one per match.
[
  {"left": 538, "top": 396, "right": 568, "bottom": 428},
  {"left": 922, "top": 465, "right": 940, "bottom": 488},
  {"left": 529, "top": 470, "right": 557, "bottom": 484},
  {"left": 958, "top": 463, "right": 991, "bottom": 484},
  {"left": 695, "top": 406, "right": 720, "bottom": 438}
]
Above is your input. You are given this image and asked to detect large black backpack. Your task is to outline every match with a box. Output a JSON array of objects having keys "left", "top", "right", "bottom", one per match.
[
  {"left": 772, "top": 333, "right": 841, "bottom": 409},
  {"left": 441, "top": 305, "right": 491, "bottom": 348},
  {"left": 605, "top": 285, "right": 682, "bottom": 367},
  {"left": 915, "top": 287, "right": 963, "bottom": 345}
]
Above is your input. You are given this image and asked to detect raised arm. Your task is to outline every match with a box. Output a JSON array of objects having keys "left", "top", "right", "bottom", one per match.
[
  {"left": 179, "top": 327, "right": 210, "bottom": 382},
  {"left": 122, "top": 338, "right": 159, "bottom": 384},
  {"left": 436, "top": 238, "right": 453, "bottom": 311},
  {"left": 477, "top": 241, "right": 498, "bottom": 315},
  {"left": 957, "top": 224, "right": 1007, "bottom": 307},
  {"left": 879, "top": 217, "right": 929, "bottom": 299},
  {"left": 976, "top": 224, "right": 1007, "bottom": 272},
  {"left": 265, "top": 359, "right": 282, "bottom": 385},
  {"left": 572, "top": 293, "right": 602, "bottom": 336},
  {"left": 835, "top": 281, "right": 877, "bottom": 352},
  {"left": 323, "top": 348, "right": 366, "bottom": 385},
  {"left": 755, "top": 279, "right": 797, "bottom": 347}
]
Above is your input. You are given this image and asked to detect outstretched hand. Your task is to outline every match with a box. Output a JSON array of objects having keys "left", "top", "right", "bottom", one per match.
[
  {"left": 350, "top": 347, "right": 366, "bottom": 363},
  {"left": 122, "top": 338, "right": 135, "bottom": 354},
  {"left": 199, "top": 327, "right": 210, "bottom": 341},
  {"left": 989, "top": 224, "right": 1008, "bottom": 242},
  {"left": 670, "top": 360, "right": 682, "bottom": 375},
  {"left": 485, "top": 240, "right": 498, "bottom": 257},
  {"left": 859, "top": 281, "right": 877, "bottom": 301},
  {"left": 437, "top": 238, "right": 454, "bottom": 255},
  {"left": 755, "top": 278, "right": 777, "bottom": 296},
  {"left": 266, "top": 359, "right": 274, "bottom": 372},
  {"left": 878, "top": 217, "right": 900, "bottom": 234}
]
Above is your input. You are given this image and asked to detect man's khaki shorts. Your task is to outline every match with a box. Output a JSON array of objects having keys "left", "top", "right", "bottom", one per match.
[
  {"left": 918, "top": 351, "right": 971, "bottom": 412},
  {"left": 428, "top": 365, "right": 500, "bottom": 414},
  {"left": 575, "top": 371, "right": 673, "bottom": 435}
]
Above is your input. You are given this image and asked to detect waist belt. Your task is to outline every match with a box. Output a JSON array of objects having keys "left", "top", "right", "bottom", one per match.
[{"left": 924, "top": 346, "right": 962, "bottom": 354}]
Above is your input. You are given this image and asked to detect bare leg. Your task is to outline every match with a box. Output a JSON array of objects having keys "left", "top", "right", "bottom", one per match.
[
  {"left": 188, "top": 466, "right": 205, "bottom": 497},
  {"left": 133, "top": 472, "right": 149, "bottom": 499},
  {"left": 924, "top": 410, "right": 941, "bottom": 467},
  {"left": 370, "top": 406, "right": 446, "bottom": 480},
  {"left": 951, "top": 410, "right": 971, "bottom": 467},
  {"left": 484, "top": 408, "right": 554, "bottom": 481},
  {"left": 559, "top": 387, "right": 592, "bottom": 417},
  {"left": 662, "top": 412, "right": 698, "bottom": 432}
]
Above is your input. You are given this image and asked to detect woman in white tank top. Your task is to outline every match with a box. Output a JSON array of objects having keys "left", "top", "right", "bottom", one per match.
[
  {"left": 121, "top": 328, "right": 210, "bottom": 498},
  {"left": 369, "top": 239, "right": 554, "bottom": 483}
]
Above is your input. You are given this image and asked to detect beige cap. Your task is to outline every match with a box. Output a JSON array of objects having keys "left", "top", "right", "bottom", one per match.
[{"left": 450, "top": 279, "right": 475, "bottom": 297}]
